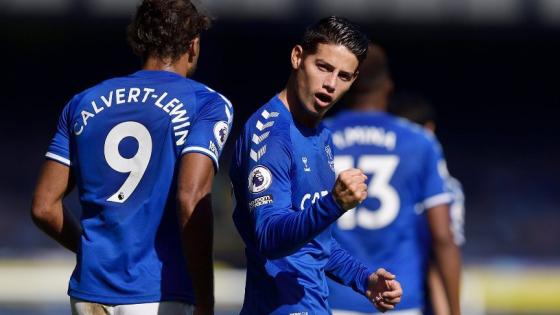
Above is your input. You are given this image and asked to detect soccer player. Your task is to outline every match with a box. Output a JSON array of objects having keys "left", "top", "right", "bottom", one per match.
[
  {"left": 325, "top": 44, "right": 462, "bottom": 315},
  {"left": 230, "top": 16, "right": 403, "bottom": 315},
  {"left": 30, "top": 1, "right": 233, "bottom": 314},
  {"left": 389, "top": 93, "right": 466, "bottom": 315}
]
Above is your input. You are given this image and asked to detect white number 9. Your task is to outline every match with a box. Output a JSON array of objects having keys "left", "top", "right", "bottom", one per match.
[{"left": 104, "top": 121, "right": 152, "bottom": 203}]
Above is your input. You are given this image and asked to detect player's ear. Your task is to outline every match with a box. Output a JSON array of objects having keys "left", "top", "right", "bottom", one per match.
[
  {"left": 187, "top": 37, "right": 200, "bottom": 62},
  {"left": 291, "top": 45, "right": 303, "bottom": 70},
  {"left": 351, "top": 70, "right": 360, "bottom": 82}
]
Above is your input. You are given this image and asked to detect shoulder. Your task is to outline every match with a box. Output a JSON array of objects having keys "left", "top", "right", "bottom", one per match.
[
  {"left": 62, "top": 83, "right": 105, "bottom": 115},
  {"left": 247, "top": 103, "right": 290, "bottom": 136},
  {"left": 191, "top": 81, "right": 233, "bottom": 110},
  {"left": 390, "top": 115, "right": 438, "bottom": 146},
  {"left": 241, "top": 103, "right": 293, "bottom": 161}
]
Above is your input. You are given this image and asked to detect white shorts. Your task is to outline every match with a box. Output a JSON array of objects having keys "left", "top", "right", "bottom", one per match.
[
  {"left": 70, "top": 297, "right": 194, "bottom": 315},
  {"left": 332, "top": 308, "right": 422, "bottom": 315}
]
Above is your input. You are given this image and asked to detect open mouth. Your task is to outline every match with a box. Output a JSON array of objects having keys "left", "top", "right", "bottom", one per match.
[{"left": 314, "top": 92, "right": 333, "bottom": 105}]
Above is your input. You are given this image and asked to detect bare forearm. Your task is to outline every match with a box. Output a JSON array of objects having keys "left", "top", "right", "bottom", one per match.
[
  {"left": 31, "top": 203, "right": 81, "bottom": 253},
  {"left": 427, "top": 264, "right": 451, "bottom": 315},
  {"left": 179, "top": 194, "right": 215, "bottom": 310},
  {"left": 432, "top": 240, "right": 462, "bottom": 315}
]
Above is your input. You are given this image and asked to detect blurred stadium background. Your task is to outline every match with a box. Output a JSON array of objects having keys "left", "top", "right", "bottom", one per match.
[{"left": 1, "top": 0, "right": 560, "bottom": 314}]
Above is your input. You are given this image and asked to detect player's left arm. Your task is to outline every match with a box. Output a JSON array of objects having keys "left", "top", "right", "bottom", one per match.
[
  {"left": 427, "top": 203, "right": 461, "bottom": 315},
  {"left": 177, "top": 152, "right": 215, "bottom": 314},
  {"left": 325, "top": 238, "right": 403, "bottom": 312},
  {"left": 422, "top": 138, "right": 462, "bottom": 315},
  {"left": 176, "top": 90, "right": 233, "bottom": 314},
  {"left": 31, "top": 160, "right": 81, "bottom": 253}
]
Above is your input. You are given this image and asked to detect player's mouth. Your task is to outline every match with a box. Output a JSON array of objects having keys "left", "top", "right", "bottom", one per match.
[{"left": 314, "top": 92, "right": 333, "bottom": 107}]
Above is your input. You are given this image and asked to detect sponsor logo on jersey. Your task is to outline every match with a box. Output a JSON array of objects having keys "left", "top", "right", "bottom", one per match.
[
  {"left": 248, "top": 195, "right": 274, "bottom": 210},
  {"left": 300, "top": 190, "right": 329, "bottom": 210},
  {"left": 213, "top": 121, "right": 229, "bottom": 148},
  {"left": 248, "top": 165, "right": 272, "bottom": 194}
]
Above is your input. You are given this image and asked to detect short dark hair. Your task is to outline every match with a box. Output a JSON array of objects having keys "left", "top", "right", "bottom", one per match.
[
  {"left": 127, "top": 0, "right": 211, "bottom": 62},
  {"left": 301, "top": 16, "right": 369, "bottom": 64}
]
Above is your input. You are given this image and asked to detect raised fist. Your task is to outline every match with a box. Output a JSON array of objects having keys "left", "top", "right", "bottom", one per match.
[{"left": 332, "top": 168, "right": 367, "bottom": 211}]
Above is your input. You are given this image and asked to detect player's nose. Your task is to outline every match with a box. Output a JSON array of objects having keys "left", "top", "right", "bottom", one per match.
[{"left": 323, "top": 73, "right": 336, "bottom": 93}]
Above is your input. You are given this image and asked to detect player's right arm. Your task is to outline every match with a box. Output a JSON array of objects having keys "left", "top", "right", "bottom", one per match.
[
  {"left": 242, "top": 136, "right": 367, "bottom": 259},
  {"left": 31, "top": 161, "right": 81, "bottom": 253},
  {"left": 31, "top": 100, "right": 81, "bottom": 253}
]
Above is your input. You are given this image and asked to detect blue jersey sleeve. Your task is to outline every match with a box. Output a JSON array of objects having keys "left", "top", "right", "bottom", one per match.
[
  {"left": 421, "top": 137, "right": 452, "bottom": 209},
  {"left": 45, "top": 97, "right": 75, "bottom": 166},
  {"left": 246, "top": 134, "right": 344, "bottom": 259},
  {"left": 180, "top": 90, "right": 233, "bottom": 170},
  {"left": 325, "top": 237, "right": 371, "bottom": 295}
]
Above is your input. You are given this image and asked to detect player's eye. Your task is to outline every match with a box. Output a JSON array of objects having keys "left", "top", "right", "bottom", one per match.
[
  {"left": 339, "top": 72, "right": 353, "bottom": 82},
  {"left": 316, "top": 62, "right": 332, "bottom": 72}
]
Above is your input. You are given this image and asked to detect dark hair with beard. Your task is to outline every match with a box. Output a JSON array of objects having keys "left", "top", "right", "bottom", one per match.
[
  {"left": 301, "top": 16, "right": 370, "bottom": 64},
  {"left": 127, "top": 0, "right": 211, "bottom": 62}
]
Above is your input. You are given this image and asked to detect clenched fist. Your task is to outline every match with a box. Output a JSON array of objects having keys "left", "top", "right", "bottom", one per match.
[{"left": 332, "top": 168, "right": 368, "bottom": 211}]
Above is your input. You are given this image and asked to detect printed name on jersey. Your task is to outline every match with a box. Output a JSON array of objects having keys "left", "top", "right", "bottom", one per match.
[
  {"left": 248, "top": 194, "right": 274, "bottom": 210},
  {"left": 331, "top": 126, "right": 396, "bottom": 150},
  {"left": 250, "top": 109, "right": 279, "bottom": 162},
  {"left": 73, "top": 87, "right": 191, "bottom": 146},
  {"left": 213, "top": 121, "right": 229, "bottom": 148},
  {"left": 248, "top": 165, "right": 272, "bottom": 194}
]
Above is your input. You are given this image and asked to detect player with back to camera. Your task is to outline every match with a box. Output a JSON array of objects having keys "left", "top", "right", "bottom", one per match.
[
  {"left": 230, "top": 16, "right": 403, "bottom": 315},
  {"left": 389, "top": 93, "right": 466, "bottom": 315},
  {"left": 325, "top": 43, "right": 462, "bottom": 315},
  {"left": 30, "top": 1, "right": 233, "bottom": 314}
]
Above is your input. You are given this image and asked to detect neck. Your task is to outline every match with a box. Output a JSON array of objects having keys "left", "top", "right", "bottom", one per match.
[
  {"left": 278, "top": 78, "right": 321, "bottom": 129},
  {"left": 143, "top": 54, "right": 190, "bottom": 77}
]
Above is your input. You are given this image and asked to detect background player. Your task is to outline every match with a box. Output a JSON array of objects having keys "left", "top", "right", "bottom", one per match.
[
  {"left": 230, "top": 17, "right": 402, "bottom": 315},
  {"left": 389, "top": 93, "right": 466, "bottom": 315},
  {"left": 30, "top": 1, "right": 233, "bottom": 314},
  {"left": 325, "top": 43, "right": 461, "bottom": 315}
]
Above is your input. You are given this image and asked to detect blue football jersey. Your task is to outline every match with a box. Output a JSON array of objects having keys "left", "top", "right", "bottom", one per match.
[
  {"left": 46, "top": 70, "right": 233, "bottom": 304},
  {"left": 230, "top": 96, "right": 372, "bottom": 315},
  {"left": 324, "top": 110, "right": 451, "bottom": 313}
]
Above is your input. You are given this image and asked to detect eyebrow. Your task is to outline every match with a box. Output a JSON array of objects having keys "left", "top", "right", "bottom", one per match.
[{"left": 316, "top": 58, "right": 356, "bottom": 77}]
